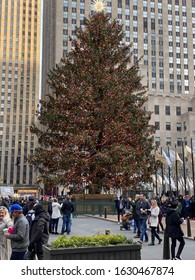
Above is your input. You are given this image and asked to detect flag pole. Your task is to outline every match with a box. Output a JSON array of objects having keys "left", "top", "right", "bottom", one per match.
[
  {"left": 175, "top": 142, "right": 179, "bottom": 197},
  {"left": 161, "top": 146, "right": 165, "bottom": 194},
  {"left": 155, "top": 163, "right": 158, "bottom": 195},
  {"left": 182, "top": 140, "right": 187, "bottom": 195},
  {"left": 167, "top": 145, "right": 171, "bottom": 193},
  {"left": 155, "top": 148, "right": 158, "bottom": 194},
  {"left": 191, "top": 137, "right": 195, "bottom": 197}
]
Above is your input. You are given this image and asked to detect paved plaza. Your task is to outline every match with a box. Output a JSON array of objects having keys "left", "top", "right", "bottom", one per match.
[{"left": 49, "top": 215, "right": 195, "bottom": 260}]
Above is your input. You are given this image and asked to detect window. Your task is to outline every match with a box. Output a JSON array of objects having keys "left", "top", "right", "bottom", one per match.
[
  {"left": 155, "top": 137, "right": 160, "bottom": 146},
  {"left": 176, "top": 106, "right": 181, "bottom": 116},
  {"left": 154, "top": 105, "right": 159, "bottom": 114},
  {"left": 165, "top": 106, "right": 170, "bottom": 115},
  {"left": 155, "top": 121, "right": 160, "bottom": 130},
  {"left": 176, "top": 123, "right": 182, "bottom": 131},
  {"left": 183, "top": 121, "right": 187, "bottom": 130},
  {"left": 166, "top": 122, "right": 171, "bottom": 130},
  {"left": 166, "top": 137, "right": 172, "bottom": 146},
  {"left": 177, "top": 138, "right": 182, "bottom": 147}
]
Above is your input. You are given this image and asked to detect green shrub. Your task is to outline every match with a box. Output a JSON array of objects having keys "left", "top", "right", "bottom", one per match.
[{"left": 50, "top": 234, "right": 135, "bottom": 249}]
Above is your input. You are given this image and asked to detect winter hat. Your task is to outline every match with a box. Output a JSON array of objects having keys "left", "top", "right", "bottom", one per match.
[
  {"left": 169, "top": 201, "right": 178, "bottom": 209},
  {"left": 9, "top": 204, "right": 23, "bottom": 212},
  {"left": 29, "top": 196, "right": 35, "bottom": 201},
  {"left": 33, "top": 203, "right": 45, "bottom": 216}
]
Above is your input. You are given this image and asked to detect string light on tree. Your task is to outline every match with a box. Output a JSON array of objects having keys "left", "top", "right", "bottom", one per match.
[
  {"left": 29, "top": 10, "right": 156, "bottom": 193},
  {"left": 92, "top": 0, "right": 107, "bottom": 12}
]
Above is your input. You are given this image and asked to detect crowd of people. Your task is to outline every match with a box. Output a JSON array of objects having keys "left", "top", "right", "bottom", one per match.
[
  {"left": 115, "top": 193, "right": 189, "bottom": 259},
  {"left": 0, "top": 195, "right": 74, "bottom": 260},
  {"left": 0, "top": 192, "right": 193, "bottom": 260}
]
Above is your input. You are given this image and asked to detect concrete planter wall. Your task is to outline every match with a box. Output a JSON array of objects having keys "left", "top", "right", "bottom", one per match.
[{"left": 43, "top": 244, "right": 141, "bottom": 260}]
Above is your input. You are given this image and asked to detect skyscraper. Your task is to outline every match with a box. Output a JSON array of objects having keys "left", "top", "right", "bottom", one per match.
[
  {"left": 2, "top": 0, "right": 195, "bottom": 192},
  {"left": 0, "top": 0, "right": 42, "bottom": 192},
  {"left": 42, "top": 0, "right": 195, "bottom": 153}
]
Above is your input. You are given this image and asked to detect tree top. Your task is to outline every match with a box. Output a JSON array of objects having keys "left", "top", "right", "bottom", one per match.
[{"left": 92, "top": 0, "right": 107, "bottom": 13}]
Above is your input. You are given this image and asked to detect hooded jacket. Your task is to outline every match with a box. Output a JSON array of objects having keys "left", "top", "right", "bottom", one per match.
[
  {"left": 29, "top": 204, "right": 50, "bottom": 252},
  {"left": 51, "top": 202, "right": 61, "bottom": 219},
  {"left": 165, "top": 207, "right": 184, "bottom": 238}
]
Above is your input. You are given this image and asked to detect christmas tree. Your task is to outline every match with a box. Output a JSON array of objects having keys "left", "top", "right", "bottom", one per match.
[{"left": 30, "top": 7, "right": 155, "bottom": 193}]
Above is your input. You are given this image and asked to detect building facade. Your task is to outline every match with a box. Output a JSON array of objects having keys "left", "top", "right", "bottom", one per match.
[
  {"left": 41, "top": 0, "right": 195, "bottom": 195},
  {"left": 42, "top": 0, "right": 195, "bottom": 152},
  {"left": 1, "top": 0, "right": 195, "bottom": 192},
  {"left": 0, "top": 0, "right": 42, "bottom": 191}
]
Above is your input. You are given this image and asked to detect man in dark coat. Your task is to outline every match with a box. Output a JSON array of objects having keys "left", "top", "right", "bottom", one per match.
[
  {"left": 166, "top": 201, "right": 185, "bottom": 260},
  {"left": 0, "top": 196, "right": 9, "bottom": 210},
  {"left": 60, "top": 197, "right": 74, "bottom": 235},
  {"left": 136, "top": 194, "right": 150, "bottom": 243},
  {"left": 47, "top": 196, "right": 53, "bottom": 233},
  {"left": 131, "top": 194, "right": 141, "bottom": 237},
  {"left": 22, "top": 196, "right": 35, "bottom": 216},
  {"left": 27, "top": 203, "right": 50, "bottom": 260},
  {"left": 114, "top": 196, "right": 126, "bottom": 224}
]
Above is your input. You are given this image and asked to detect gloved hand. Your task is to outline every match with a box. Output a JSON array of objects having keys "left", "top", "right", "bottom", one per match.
[{"left": 28, "top": 243, "right": 35, "bottom": 252}]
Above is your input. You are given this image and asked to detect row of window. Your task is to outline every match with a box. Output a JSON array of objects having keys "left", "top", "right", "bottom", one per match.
[
  {"left": 154, "top": 105, "right": 193, "bottom": 115},
  {"left": 155, "top": 122, "right": 187, "bottom": 132},
  {"left": 155, "top": 137, "right": 187, "bottom": 147}
]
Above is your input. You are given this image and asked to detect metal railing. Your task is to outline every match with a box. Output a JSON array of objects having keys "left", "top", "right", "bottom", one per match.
[{"left": 73, "top": 201, "right": 116, "bottom": 217}]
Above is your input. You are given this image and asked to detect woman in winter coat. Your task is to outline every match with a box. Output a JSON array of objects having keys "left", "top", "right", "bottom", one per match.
[
  {"left": 51, "top": 198, "right": 61, "bottom": 234},
  {"left": 166, "top": 201, "right": 185, "bottom": 260},
  {"left": 148, "top": 199, "right": 162, "bottom": 246},
  {"left": 0, "top": 206, "right": 13, "bottom": 259},
  {"left": 27, "top": 203, "right": 50, "bottom": 260}
]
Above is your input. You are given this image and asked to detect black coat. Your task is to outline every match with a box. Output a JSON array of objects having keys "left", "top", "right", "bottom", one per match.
[
  {"left": 47, "top": 201, "right": 53, "bottom": 216},
  {"left": 61, "top": 200, "right": 74, "bottom": 215},
  {"left": 29, "top": 206, "right": 50, "bottom": 253},
  {"left": 131, "top": 200, "right": 140, "bottom": 220},
  {"left": 165, "top": 208, "right": 184, "bottom": 238},
  {"left": 114, "top": 198, "right": 126, "bottom": 211}
]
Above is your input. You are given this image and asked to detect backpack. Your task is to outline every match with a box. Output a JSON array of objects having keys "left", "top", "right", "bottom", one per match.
[
  {"left": 26, "top": 211, "right": 34, "bottom": 228},
  {"left": 121, "top": 215, "right": 127, "bottom": 222}
]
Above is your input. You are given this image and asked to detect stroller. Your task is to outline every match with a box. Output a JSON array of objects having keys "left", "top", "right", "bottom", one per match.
[{"left": 120, "top": 211, "right": 133, "bottom": 230}]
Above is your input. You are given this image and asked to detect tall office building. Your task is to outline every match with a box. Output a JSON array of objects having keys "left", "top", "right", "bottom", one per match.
[
  {"left": 0, "top": 0, "right": 42, "bottom": 193},
  {"left": 1, "top": 0, "right": 195, "bottom": 192},
  {"left": 42, "top": 0, "right": 195, "bottom": 153}
]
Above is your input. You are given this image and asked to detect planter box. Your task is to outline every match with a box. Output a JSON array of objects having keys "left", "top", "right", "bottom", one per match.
[{"left": 43, "top": 244, "right": 141, "bottom": 260}]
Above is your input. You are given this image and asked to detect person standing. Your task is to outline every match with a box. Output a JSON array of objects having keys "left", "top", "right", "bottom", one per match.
[
  {"left": 136, "top": 194, "right": 150, "bottom": 244},
  {"left": 28, "top": 203, "right": 50, "bottom": 260},
  {"left": 126, "top": 197, "right": 133, "bottom": 230},
  {"left": 22, "top": 196, "right": 35, "bottom": 216},
  {"left": 61, "top": 197, "right": 74, "bottom": 235},
  {"left": 148, "top": 199, "right": 162, "bottom": 246},
  {"left": 132, "top": 194, "right": 141, "bottom": 237},
  {"left": 25, "top": 201, "right": 36, "bottom": 230},
  {"left": 0, "top": 196, "right": 9, "bottom": 210},
  {"left": 0, "top": 206, "right": 14, "bottom": 260},
  {"left": 51, "top": 198, "right": 61, "bottom": 234},
  {"left": 166, "top": 201, "right": 185, "bottom": 260},
  {"left": 47, "top": 196, "right": 53, "bottom": 233},
  {"left": 114, "top": 196, "right": 126, "bottom": 224},
  {"left": 4, "top": 204, "right": 29, "bottom": 260}
]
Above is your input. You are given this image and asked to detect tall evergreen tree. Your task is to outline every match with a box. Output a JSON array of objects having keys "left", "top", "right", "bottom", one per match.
[{"left": 30, "top": 11, "right": 155, "bottom": 193}]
